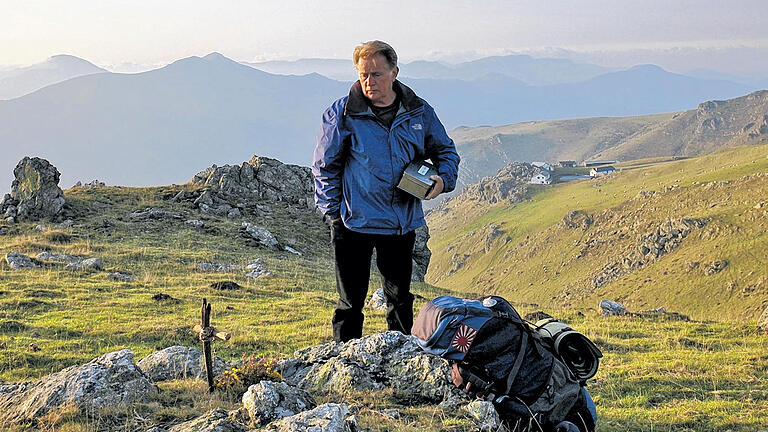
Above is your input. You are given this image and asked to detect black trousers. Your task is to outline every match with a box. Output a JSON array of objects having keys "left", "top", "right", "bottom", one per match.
[{"left": 330, "top": 220, "right": 416, "bottom": 342}]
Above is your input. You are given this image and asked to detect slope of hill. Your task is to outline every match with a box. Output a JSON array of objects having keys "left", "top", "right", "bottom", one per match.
[
  {"left": 0, "top": 55, "right": 107, "bottom": 100},
  {"left": 0, "top": 156, "right": 766, "bottom": 431},
  {"left": 426, "top": 144, "right": 768, "bottom": 322}
]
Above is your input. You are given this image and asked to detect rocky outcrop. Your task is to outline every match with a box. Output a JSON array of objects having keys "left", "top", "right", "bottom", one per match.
[
  {"left": 5, "top": 252, "right": 41, "bottom": 269},
  {"left": 591, "top": 218, "right": 706, "bottom": 290},
  {"left": 758, "top": 307, "right": 768, "bottom": 332},
  {"left": 137, "top": 345, "right": 228, "bottom": 382},
  {"left": 560, "top": 210, "right": 593, "bottom": 230},
  {"left": 191, "top": 156, "right": 313, "bottom": 216},
  {"left": 0, "top": 349, "right": 156, "bottom": 425},
  {"left": 278, "top": 331, "right": 462, "bottom": 405},
  {"left": 1, "top": 157, "right": 65, "bottom": 221},
  {"left": 458, "top": 162, "right": 538, "bottom": 204}
]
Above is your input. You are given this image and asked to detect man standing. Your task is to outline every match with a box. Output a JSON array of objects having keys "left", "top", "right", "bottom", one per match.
[{"left": 312, "top": 40, "right": 460, "bottom": 342}]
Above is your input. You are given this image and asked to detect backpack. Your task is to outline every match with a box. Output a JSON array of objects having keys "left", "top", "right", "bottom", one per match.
[{"left": 412, "top": 295, "right": 600, "bottom": 432}]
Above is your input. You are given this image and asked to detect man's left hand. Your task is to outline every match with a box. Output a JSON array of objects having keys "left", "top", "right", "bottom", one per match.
[{"left": 425, "top": 175, "right": 444, "bottom": 200}]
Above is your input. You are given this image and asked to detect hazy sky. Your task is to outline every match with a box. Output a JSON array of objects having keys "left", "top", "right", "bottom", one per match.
[{"left": 2, "top": 0, "right": 767, "bottom": 70}]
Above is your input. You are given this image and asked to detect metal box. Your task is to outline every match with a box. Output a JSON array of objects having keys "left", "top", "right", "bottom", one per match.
[{"left": 397, "top": 160, "right": 437, "bottom": 199}]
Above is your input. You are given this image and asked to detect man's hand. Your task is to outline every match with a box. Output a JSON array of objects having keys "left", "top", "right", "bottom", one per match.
[{"left": 425, "top": 175, "right": 444, "bottom": 200}]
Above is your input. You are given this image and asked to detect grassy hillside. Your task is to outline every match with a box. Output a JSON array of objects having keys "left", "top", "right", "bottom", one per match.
[
  {"left": 427, "top": 143, "right": 768, "bottom": 322},
  {"left": 0, "top": 159, "right": 766, "bottom": 431}
]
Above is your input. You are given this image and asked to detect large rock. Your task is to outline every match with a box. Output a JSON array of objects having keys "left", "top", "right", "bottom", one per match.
[
  {"left": 279, "top": 331, "right": 462, "bottom": 404},
  {"left": 137, "top": 346, "right": 228, "bottom": 382},
  {"left": 465, "top": 400, "right": 505, "bottom": 432},
  {"left": 5, "top": 252, "right": 40, "bottom": 269},
  {"left": 5, "top": 157, "right": 65, "bottom": 221},
  {"left": 192, "top": 156, "right": 313, "bottom": 208},
  {"left": 0, "top": 349, "right": 157, "bottom": 424},
  {"left": 240, "top": 222, "right": 280, "bottom": 250},
  {"left": 263, "top": 403, "right": 356, "bottom": 432},
  {"left": 242, "top": 380, "right": 316, "bottom": 425}
]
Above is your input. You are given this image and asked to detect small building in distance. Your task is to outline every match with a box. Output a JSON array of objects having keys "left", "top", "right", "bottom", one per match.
[
  {"left": 583, "top": 160, "right": 618, "bottom": 167},
  {"left": 532, "top": 161, "right": 554, "bottom": 171},
  {"left": 590, "top": 166, "right": 616, "bottom": 177},
  {"left": 530, "top": 171, "right": 552, "bottom": 184},
  {"left": 559, "top": 160, "right": 577, "bottom": 167}
]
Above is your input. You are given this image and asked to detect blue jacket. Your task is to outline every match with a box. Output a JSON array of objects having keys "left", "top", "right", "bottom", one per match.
[{"left": 313, "top": 80, "right": 460, "bottom": 235}]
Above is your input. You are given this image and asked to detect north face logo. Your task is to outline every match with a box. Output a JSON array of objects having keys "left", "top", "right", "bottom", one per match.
[{"left": 412, "top": 123, "right": 423, "bottom": 130}]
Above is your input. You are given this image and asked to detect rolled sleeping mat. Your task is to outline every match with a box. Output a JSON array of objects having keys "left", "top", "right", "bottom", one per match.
[{"left": 534, "top": 319, "right": 603, "bottom": 382}]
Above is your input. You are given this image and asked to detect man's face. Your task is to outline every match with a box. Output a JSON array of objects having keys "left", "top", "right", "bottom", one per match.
[{"left": 356, "top": 53, "right": 398, "bottom": 106}]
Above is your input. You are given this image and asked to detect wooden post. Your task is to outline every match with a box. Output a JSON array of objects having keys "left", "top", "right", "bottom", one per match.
[{"left": 193, "top": 298, "right": 231, "bottom": 393}]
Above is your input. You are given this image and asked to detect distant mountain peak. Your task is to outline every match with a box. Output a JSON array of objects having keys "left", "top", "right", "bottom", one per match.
[{"left": 202, "top": 52, "right": 229, "bottom": 62}]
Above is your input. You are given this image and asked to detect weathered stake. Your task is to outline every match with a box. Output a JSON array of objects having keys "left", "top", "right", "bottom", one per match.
[{"left": 193, "top": 298, "right": 230, "bottom": 393}]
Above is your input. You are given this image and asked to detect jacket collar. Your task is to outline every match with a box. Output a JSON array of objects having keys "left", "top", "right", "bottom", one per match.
[{"left": 344, "top": 80, "right": 423, "bottom": 117}]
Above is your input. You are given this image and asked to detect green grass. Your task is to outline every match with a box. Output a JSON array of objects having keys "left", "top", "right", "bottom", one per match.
[
  {"left": 428, "top": 143, "right": 768, "bottom": 321},
  {"left": 1, "top": 153, "right": 767, "bottom": 431}
]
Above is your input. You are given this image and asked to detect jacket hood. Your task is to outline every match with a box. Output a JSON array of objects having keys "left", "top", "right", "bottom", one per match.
[{"left": 344, "top": 80, "right": 423, "bottom": 117}]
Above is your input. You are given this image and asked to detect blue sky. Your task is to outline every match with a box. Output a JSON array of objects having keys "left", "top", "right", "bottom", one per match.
[{"left": 2, "top": 0, "right": 767, "bottom": 74}]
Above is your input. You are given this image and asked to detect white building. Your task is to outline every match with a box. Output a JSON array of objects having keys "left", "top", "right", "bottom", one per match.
[
  {"left": 530, "top": 171, "right": 552, "bottom": 184},
  {"left": 532, "top": 161, "right": 554, "bottom": 171},
  {"left": 590, "top": 166, "right": 616, "bottom": 177}
]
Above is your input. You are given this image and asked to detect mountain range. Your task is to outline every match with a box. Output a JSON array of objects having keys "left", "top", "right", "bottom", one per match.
[
  {"left": 0, "top": 52, "right": 763, "bottom": 193},
  {"left": 0, "top": 55, "right": 107, "bottom": 100}
]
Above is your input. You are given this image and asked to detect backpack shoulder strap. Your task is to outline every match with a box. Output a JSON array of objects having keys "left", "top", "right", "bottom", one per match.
[{"left": 503, "top": 331, "right": 529, "bottom": 395}]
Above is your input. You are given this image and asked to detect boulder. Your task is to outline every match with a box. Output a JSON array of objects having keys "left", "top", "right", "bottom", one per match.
[
  {"left": 65, "top": 257, "right": 103, "bottom": 271},
  {"left": 167, "top": 408, "right": 246, "bottom": 432},
  {"left": 279, "top": 331, "right": 461, "bottom": 404},
  {"left": 263, "top": 403, "right": 356, "bottom": 432},
  {"left": 137, "top": 346, "right": 228, "bottom": 382},
  {"left": 5, "top": 252, "right": 40, "bottom": 269},
  {"left": 242, "top": 380, "right": 316, "bottom": 425},
  {"left": 192, "top": 156, "right": 313, "bottom": 208},
  {"left": 245, "top": 258, "right": 271, "bottom": 279},
  {"left": 465, "top": 400, "right": 505, "bottom": 432},
  {"left": 36, "top": 251, "right": 83, "bottom": 263},
  {"left": 185, "top": 219, "right": 205, "bottom": 228},
  {"left": 5, "top": 157, "right": 65, "bottom": 221},
  {"left": 600, "top": 299, "right": 627, "bottom": 317},
  {"left": 108, "top": 271, "right": 136, "bottom": 282},
  {"left": 0, "top": 349, "right": 156, "bottom": 424},
  {"left": 366, "top": 288, "right": 387, "bottom": 311},
  {"left": 240, "top": 222, "right": 280, "bottom": 250}
]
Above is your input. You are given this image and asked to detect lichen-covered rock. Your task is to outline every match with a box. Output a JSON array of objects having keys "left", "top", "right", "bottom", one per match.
[
  {"left": 137, "top": 346, "right": 228, "bottom": 382},
  {"left": 465, "top": 400, "right": 505, "bottom": 432},
  {"left": 245, "top": 258, "right": 271, "bottom": 279},
  {"left": 6, "top": 157, "right": 65, "bottom": 221},
  {"left": 240, "top": 222, "right": 279, "bottom": 249},
  {"left": 600, "top": 299, "right": 627, "bottom": 317},
  {"left": 0, "top": 349, "right": 156, "bottom": 424},
  {"left": 242, "top": 380, "right": 316, "bottom": 425},
  {"left": 36, "top": 251, "right": 83, "bottom": 263},
  {"left": 5, "top": 252, "right": 40, "bottom": 269},
  {"left": 108, "top": 271, "right": 136, "bottom": 282},
  {"left": 366, "top": 288, "right": 387, "bottom": 311},
  {"left": 167, "top": 408, "right": 247, "bottom": 432},
  {"left": 263, "top": 403, "right": 355, "bottom": 432},
  {"left": 280, "top": 332, "right": 460, "bottom": 404},
  {"left": 192, "top": 156, "right": 313, "bottom": 208},
  {"left": 65, "top": 257, "right": 103, "bottom": 271}
]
